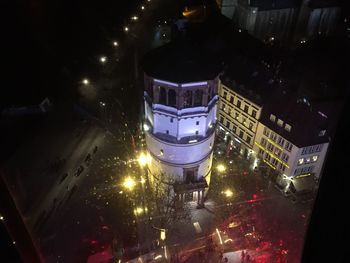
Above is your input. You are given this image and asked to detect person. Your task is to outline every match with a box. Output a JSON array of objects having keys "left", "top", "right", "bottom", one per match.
[
  {"left": 246, "top": 253, "right": 250, "bottom": 262},
  {"left": 241, "top": 250, "right": 245, "bottom": 261}
]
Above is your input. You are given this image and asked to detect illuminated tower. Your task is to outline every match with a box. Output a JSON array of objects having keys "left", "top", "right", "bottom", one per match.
[{"left": 142, "top": 40, "right": 222, "bottom": 206}]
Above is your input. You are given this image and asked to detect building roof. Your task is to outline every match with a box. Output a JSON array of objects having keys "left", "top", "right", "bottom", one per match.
[
  {"left": 249, "top": 0, "right": 301, "bottom": 10},
  {"left": 219, "top": 57, "right": 275, "bottom": 106},
  {"left": 259, "top": 89, "right": 343, "bottom": 147},
  {"left": 142, "top": 39, "right": 223, "bottom": 83}
]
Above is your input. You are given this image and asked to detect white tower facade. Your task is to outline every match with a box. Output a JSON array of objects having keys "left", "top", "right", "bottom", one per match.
[{"left": 143, "top": 75, "right": 219, "bottom": 203}]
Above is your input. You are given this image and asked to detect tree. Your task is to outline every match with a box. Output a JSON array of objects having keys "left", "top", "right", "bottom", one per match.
[{"left": 147, "top": 172, "right": 191, "bottom": 231}]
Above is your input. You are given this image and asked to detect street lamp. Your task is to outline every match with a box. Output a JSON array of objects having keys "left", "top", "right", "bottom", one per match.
[
  {"left": 131, "top": 16, "right": 138, "bottom": 21},
  {"left": 113, "top": 41, "right": 118, "bottom": 47},
  {"left": 141, "top": 6, "right": 145, "bottom": 10},
  {"left": 82, "top": 78, "right": 89, "bottom": 85},
  {"left": 100, "top": 56, "right": 107, "bottom": 63},
  {"left": 137, "top": 152, "right": 148, "bottom": 167},
  {"left": 124, "top": 26, "right": 129, "bottom": 32},
  {"left": 216, "top": 164, "right": 226, "bottom": 173},
  {"left": 223, "top": 189, "right": 233, "bottom": 198},
  {"left": 122, "top": 176, "right": 136, "bottom": 191}
]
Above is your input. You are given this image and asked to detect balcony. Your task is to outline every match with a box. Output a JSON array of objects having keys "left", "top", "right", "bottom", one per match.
[{"left": 173, "top": 180, "right": 208, "bottom": 194}]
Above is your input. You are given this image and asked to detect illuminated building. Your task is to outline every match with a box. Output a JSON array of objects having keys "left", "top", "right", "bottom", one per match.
[
  {"left": 219, "top": 0, "right": 340, "bottom": 45},
  {"left": 218, "top": 55, "right": 343, "bottom": 198},
  {"left": 142, "top": 40, "right": 222, "bottom": 205}
]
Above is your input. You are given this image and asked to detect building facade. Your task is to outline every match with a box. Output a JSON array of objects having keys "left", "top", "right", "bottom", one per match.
[
  {"left": 144, "top": 76, "right": 219, "bottom": 205},
  {"left": 217, "top": 64, "right": 336, "bottom": 199},
  {"left": 142, "top": 39, "right": 223, "bottom": 206},
  {"left": 218, "top": 79, "right": 262, "bottom": 159},
  {"left": 220, "top": 0, "right": 341, "bottom": 45}
]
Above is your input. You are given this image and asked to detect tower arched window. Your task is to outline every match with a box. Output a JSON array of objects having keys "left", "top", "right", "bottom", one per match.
[
  {"left": 183, "top": 90, "right": 192, "bottom": 108},
  {"left": 159, "top": 86, "right": 166, "bottom": 104},
  {"left": 194, "top": 90, "right": 203, "bottom": 106},
  {"left": 168, "top": 89, "right": 177, "bottom": 107}
]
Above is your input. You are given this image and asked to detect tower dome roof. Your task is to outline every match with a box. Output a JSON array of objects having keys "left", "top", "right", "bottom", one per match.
[{"left": 142, "top": 39, "right": 223, "bottom": 83}]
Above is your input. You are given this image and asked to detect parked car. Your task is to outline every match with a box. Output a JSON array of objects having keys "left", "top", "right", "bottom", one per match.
[
  {"left": 59, "top": 173, "right": 69, "bottom": 184},
  {"left": 74, "top": 165, "right": 84, "bottom": 177}
]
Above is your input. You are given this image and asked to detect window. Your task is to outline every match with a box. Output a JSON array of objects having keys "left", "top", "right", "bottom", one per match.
[
  {"left": 223, "top": 91, "right": 227, "bottom": 98},
  {"left": 312, "top": 156, "right": 318, "bottom": 162},
  {"left": 261, "top": 137, "right": 267, "bottom": 147},
  {"left": 270, "top": 132, "right": 277, "bottom": 142},
  {"left": 244, "top": 105, "right": 249, "bottom": 113},
  {"left": 270, "top": 114, "right": 276, "bottom": 122},
  {"left": 271, "top": 158, "right": 278, "bottom": 166},
  {"left": 225, "top": 120, "right": 231, "bottom": 129},
  {"left": 298, "top": 158, "right": 304, "bottom": 165},
  {"left": 239, "top": 130, "right": 243, "bottom": 139},
  {"left": 281, "top": 165, "right": 286, "bottom": 172},
  {"left": 166, "top": 130, "right": 169, "bottom": 134},
  {"left": 183, "top": 90, "right": 192, "bottom": 108},
  {"left": 195, "top": 131, "right": 199, "bottom": 135},
  {"left": 263, "top": 126, "right": 270, "bottom": 137},
  {"left": 246, "top": 136, "right": 251, "bottom": 144},
  {"left": 170, "top": 118, "right": 174, "bottom": 123},
  {"left": 265, "top": 153, "right": 271, "bottom": 161},
  {"left": 249, "top": 122, "right": 253, "bottom": 130},
  {"left": 159, "top": 87, "right": 166, "bottom": 104},
  {"left": 274, "top": 148, "right": 282, "bottom": 157},
  {"left": 277, "top": 137, "right": 285, "bottom": 147},
  {"left": 319, "top": 130, "right": 326, "bottom": 136},
  {"left": 220, "top": 116, "right": 224, "bottom": 123},
  {"left": 232, "top": 125, "right": 236, "bottom": 133},
  {"left": 194, "top": 90, "right": 203, "bottom": 106},
  {"left": 160, "top": 149, "right": 164, "bottom": 156},
  {"left": 277, "top": 119, "right": 283, "bottom": 127},
  {"left": 258, "top": 149, "right": 264, "bottom": 155},
  {"left": 305, "top": 157, "right": 311, "bottom": 164},
  {"left": 196, "top": 121, "right": 199, "bottom": 125},
  {"left": 168, "top": 89, "right": 177, "bottom": 107},
  {"left": 235, "top": 112, "right": 239, "bottom": 120},
  {"left": 282, "top": 153, "right": 289, "bottom": 162},
  {"left": 267, "top": 143, "right": 274, "bottom": 152},
  {"left": 229, "top": 96, "right": 234, "bottom": 103},
  {"left": 285, "top": 141, "right": 293, "bottom": 152},
  {"left": 252, "top": 110, "right": 257, "bottom": 118},
  {"left": 285, "top": 124, "right": 291, "bottom": 132},
  {"left": 237, "top": 100, "right": 241, "bottom": 109}
]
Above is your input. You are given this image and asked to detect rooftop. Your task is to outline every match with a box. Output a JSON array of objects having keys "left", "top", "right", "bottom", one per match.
[{"left": 260, "top": 89, "right": 343, "bottom": 147}]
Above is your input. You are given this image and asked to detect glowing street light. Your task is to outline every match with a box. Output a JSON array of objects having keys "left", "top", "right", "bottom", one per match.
[
  {"left": 138, "top": 152, "right": 148, "bottom": 167},
  {"left": 82, "top": 78, "right": 89, "bottom": 85},
  {"left": 223, "top": 189, "right": 233, "bottom": 198},
  {"left": 124, "top": 26, "right": 129, "bottom": 32},
  {"left": 113, "top": 41, "right": 118, "bottom": 46},
  {"left": 122, "top": 177, "right": 136, "bottom": 191},
  {"left": 141, "top": 6, "right": 145, "bottom": 10},
  {"left": 216, "top": 164, "right": 226, "bottom": 173},
  {"left": 131, "top": 16, "right": 138, "bottom": 21},
  {"left": 134, "top": 207, "right": 144, "bottom": 215},
  {"left": 100, "top": 56, "right": 107, "bottom": 63}
]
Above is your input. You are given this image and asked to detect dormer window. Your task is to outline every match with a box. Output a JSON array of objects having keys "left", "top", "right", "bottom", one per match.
[
  {"left": 277, "top": 119, "right": 283, "bottom": 127},
  {"left": 285, "top": 124, "right": 292, "bottom": 132},
  {"left": 319, "top": 130, "right": 326, "bottom": 136},
  {"left": 270, "top": 114, "right": 276, "bottom": 122}
]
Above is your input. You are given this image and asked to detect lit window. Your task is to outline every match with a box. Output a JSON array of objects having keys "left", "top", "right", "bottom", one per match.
[
  {"left": 312, "top": 156, "right": 318, "bottom": 162},
  {"left": 270, "top": 114, "right": 276, "bottom": 122},
  {"left": 277, "top": 119, "right": 283, "bottom": 127},
  {"left": 252, "top": 110, "right": 257, "bottom": 118},
  {"left": 305, "top": 157, "right": 311, "bottom": 163},
  {"left": 160, "top": 149, "right": 164, "bottom": 156},
  {"left": 298, "top": 158, "right": 304, "bottom": 165},
  {"left": 285, "top": 124, "right": 291, "bottom": 132},
  {"left": 319, "top": 130, "right": 326, "bottom": 136}
]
